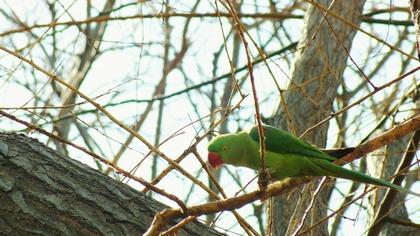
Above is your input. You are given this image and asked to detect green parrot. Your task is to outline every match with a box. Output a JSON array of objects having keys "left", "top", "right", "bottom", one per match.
[{"left": 207, "top": 125, "right": 419, "bottom": 196}]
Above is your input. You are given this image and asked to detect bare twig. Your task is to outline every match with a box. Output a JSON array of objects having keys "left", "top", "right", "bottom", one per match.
[
  {"left": 224, "top": 0, "right": 268, "bottom": 192},
  {"left": 291, "top": 177, "right": 328, "bottom": 236},
  {"left": 0, "top": 12, "right": 413, "bottom": 37},
  {"left": 300, "top": 66, "right": 420, "bottom": 139},
  {"left": 305, "top": 0, "right": 418, "bottom": 60}
]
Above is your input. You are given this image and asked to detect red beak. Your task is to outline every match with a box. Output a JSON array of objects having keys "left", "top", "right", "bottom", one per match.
[{"left": 208, "top": 152, "right": 224, "bottom": 168}]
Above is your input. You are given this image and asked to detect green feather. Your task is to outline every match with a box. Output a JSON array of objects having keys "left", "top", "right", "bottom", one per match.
[{"left": 249, "top": 125, "right": 336, "bottom": 161}]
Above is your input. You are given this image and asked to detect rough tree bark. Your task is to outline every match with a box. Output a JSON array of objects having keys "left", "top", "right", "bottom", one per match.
[
  {"left": 0, "top": 133, "right": 224, "bottom": 236},
  {"left": 265, "top": 0, "right": 366, "bottom": 235}
]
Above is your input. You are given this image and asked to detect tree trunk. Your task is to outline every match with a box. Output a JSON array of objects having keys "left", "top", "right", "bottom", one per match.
[
  {"left": 366, "top": 136, "right": 418, "bottom": 236},
  {"left": 0, "top": 133, "right": 224, "bottom": 236},
  {"left": 366, "top": 98, "right": 420, "bottom": 236},
  {"left": 266, "top": 0, "right": 366, "bottom": 235}
]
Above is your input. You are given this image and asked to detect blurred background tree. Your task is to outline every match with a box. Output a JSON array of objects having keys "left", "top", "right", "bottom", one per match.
[{"left": 0, "top": 0, "right": 418, "bottom": 235}]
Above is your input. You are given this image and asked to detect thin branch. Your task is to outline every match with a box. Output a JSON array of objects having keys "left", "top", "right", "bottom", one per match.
[
  {"left": 305, "top": 0, "right": 417, "bottom": 60},
  {"left": 312, "top": 0, "right": 377, "bottom": 90},
  {"left": 142, "top": 98, "right": 245, "bottom": 193},
  {"left": 300, "top": 66, "right": 420, "bottom": 139},
  {"left": 291, "top": 177, "right": 328, "bottom": 236},
  {"left": 0, "top": 45, "right": 163, "bottom": 161},
  {"left": 224, "top": 0, "right": 268, "bottom": 192},
  {"left": 0, "top": 12, "right": 414, "bottom": 37}
]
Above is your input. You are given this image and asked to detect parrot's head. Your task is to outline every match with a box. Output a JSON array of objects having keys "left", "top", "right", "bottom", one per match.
[{"left": 207, "top": 133, "right": 245, "bottom": 169}]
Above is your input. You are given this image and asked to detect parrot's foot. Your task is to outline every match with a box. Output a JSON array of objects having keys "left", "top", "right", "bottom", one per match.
[{"left": 258, "top": 168, "right": 270, "bottom": 192}]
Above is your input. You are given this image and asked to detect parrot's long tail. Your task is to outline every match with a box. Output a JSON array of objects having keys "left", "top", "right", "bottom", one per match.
[{"left": 313, "top": 159, "right": 420, "bottom": 197}]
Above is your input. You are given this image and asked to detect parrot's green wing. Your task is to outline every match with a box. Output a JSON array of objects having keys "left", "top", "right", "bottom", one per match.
[{"left": 249, "top": 125, "right": 336, "bottom": 161}]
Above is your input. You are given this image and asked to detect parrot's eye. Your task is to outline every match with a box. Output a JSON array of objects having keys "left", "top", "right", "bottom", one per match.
[{"left": 223, "top": 146, "right": 228, "bottom": 151}]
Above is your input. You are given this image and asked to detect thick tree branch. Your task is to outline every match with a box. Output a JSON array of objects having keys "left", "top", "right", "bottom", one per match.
[{"left": 0, "top": 133, "right": 224, "bottom": 235}]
